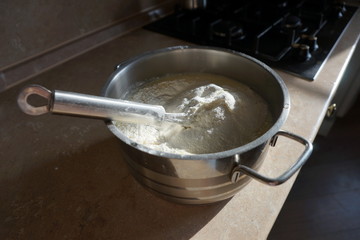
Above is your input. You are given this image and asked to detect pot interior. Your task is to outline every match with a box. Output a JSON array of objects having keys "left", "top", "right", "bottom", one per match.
[{"left": 102, "top": 46, "right": 289, "bottom": 157}]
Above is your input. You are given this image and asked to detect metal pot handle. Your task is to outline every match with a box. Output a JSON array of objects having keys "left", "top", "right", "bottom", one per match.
[{"left": 231, "top": 130, "right": 313, "bottom": 186}]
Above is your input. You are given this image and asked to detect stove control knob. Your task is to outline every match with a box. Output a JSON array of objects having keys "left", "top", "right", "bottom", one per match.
[
  {"left": 308, "top": 36, "right": 319, "bottom": 52},
  {"left": 298, "top": 44, "right": 311, "bottom": 61},
  {"left": 333, "top": 2, "right": 347, "bottom": 19},
  {"left": 301, "top": 34, "right": 319, "bottom": 51},
  {"left": 293, "top": 44, "right": 311, "bottom": 62}
]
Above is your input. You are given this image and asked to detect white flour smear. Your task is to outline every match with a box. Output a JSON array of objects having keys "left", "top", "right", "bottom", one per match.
[{"left": 115, "top": 73, "right": 273, "bottom": 154}]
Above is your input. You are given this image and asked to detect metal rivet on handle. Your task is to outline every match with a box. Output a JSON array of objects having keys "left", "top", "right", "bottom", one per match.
[
  {"left": 231, "top": 169, "right": 242, "bottom": 183},
  {"left": 270, "top": 135, "right": 278, "bottom": 147}
]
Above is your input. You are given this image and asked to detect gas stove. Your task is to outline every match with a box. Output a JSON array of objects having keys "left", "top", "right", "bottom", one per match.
[{"left": 145, "top": 0, "right": 357, "bottom": 80}]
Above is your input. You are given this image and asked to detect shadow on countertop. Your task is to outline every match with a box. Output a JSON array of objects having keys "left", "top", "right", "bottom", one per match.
[
  {"left": 0, "top": 135, "right": 228, "bottom": 240},
  {"left": 0, "top": 47, "right": 228, "bottom": 239},
  {"left": 268, "top": 95, "right": 360, "bottom": 240}
]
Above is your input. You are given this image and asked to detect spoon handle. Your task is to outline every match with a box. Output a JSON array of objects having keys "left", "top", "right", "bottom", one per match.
[{"left": 17, "top": 84, "right": 167, "bottom": 124}]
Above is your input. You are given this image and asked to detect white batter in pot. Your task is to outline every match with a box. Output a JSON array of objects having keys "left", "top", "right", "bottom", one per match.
[{"left": 115, "top": 73, "right": 273, "bottom": 154}]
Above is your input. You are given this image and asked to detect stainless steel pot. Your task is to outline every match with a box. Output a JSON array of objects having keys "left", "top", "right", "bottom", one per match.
[{"left": 102, "top": 46, "right": 313, "bottom": 204}]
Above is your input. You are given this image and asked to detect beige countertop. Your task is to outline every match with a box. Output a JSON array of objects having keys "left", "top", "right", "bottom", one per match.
[{"left": 1, "top": 9, "right": 359, "bottom": 240}]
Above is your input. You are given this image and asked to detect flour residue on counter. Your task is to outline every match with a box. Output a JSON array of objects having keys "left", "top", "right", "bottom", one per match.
[{"left": 115, "top": 73, "right": 273, "bottom": 154}]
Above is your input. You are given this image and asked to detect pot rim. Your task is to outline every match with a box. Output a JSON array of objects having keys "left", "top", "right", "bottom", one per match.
[{"left": 102, "top": 46, "right": 290, "bottom": 160}]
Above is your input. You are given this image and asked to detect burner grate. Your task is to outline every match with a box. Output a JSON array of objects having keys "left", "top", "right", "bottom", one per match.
[{"left": 144, "top": 0, "right": 357, "bottom": 80}]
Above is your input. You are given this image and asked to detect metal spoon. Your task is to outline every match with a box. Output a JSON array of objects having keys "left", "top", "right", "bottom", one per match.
[{"left": 17, "top": 84, "right": 188, "bottom": 125}]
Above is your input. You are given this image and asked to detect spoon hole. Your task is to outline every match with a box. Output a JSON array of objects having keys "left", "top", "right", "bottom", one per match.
[{"left": 27, "top": 94, "right": 49, "bottom": 108}]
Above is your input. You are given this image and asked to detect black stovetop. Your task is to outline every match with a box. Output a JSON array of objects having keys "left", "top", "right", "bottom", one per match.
[{"left": 145, "top": 0, "right": 357, "bottom": 80}]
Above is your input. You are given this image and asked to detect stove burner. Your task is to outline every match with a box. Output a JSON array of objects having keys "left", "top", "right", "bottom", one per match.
[
  {"left": 211, "top": 20, "right": 245, "bottom": 39},
  {"left": 144, "top": 0, "right": 357, "bottom": 80},
  {"left": 284, "top": 15, "right": 302, "bottom": 29}
]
